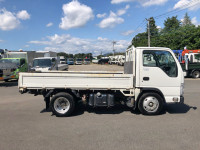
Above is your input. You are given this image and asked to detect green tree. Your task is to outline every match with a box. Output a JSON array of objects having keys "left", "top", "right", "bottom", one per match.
[
  {"left": 74, "top": 53, "right": 93, "bottom": 60},
  {"left": 148, "top": 17, "right": 158, "bottom": 36},
  {"left": 57, "top": 52, "right": 74, "bottom": 59},
  {"left": 131, "top": 32, "right": 148, "bottom": 47},
  {"left": 182, "top": 13, "right": 192, "bottom": 26},
  {"left": 130, "top": 15, "right": 200, "bottom": 50},
  {"left": 163, "top": 16, "right": 180, "bottom": 32}
]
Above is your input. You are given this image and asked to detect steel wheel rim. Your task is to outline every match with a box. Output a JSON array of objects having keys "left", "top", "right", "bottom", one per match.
[
  {"left": 54, "top": 97, "right": 70, "bottom": 114},
  {"left": 143, "top": 96, "right": 159, "bottom": 113}
]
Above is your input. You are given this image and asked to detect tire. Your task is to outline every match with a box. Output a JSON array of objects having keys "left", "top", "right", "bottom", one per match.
[
  {"left": 50, "top": 92, "right": 75, "bottom": 117},
  {"left": 138, "top": 93, "right": 163, "bottom": 115},
  {"left": 192, "top": 70, "right": 200, "bottom": 78}
]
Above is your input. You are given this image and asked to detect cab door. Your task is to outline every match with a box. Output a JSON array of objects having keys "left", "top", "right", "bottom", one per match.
[{"left": 139, "top": 49, "right": 182, "bottom": 103}]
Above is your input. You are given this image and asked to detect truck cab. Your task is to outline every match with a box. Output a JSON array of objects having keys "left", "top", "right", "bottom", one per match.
[
  {"left": 0, "top": 58, "right": 27, "bottom": 81},
  {"left": 184, "top": 53, "right": 200, "bottom": 63},
  {"left": 31, "top": 57, "right": 56, "bottom": 72},
  {"left": 125, "top": 47, "right": 184, "bottom": 105}
]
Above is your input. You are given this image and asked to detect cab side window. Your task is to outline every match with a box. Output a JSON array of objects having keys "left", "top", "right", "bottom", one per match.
[
  {"left": 143, "top": 50, "right": 178, "bottom": 77},
  {"left": 143, "top": 53, "right": 157, "bottom": 67}
]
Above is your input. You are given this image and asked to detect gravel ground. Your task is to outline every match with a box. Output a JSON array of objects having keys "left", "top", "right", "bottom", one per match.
[{"left": 68, "top": 64, "right": 124, "bottom": 71}]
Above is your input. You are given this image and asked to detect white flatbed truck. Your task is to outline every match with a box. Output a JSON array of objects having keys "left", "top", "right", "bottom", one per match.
[{"left": 18, "top": 47, "right": 184, "bottom": 116}]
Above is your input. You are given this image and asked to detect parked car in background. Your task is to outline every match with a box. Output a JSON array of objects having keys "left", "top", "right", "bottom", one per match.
[
  {"left": 118, "top": 55, "right": 125, "bottom": 66},
  {"left": 98, "top": 58, "right": 109, "bottom": 65},
  {"left": 75, "top": 58, "right": 83, "bottom": 65},
  {"left": 84, "top": 58, "right": 90, "bottom": 65},
  {"left": 67, "top": 58, "right": 74, "bottom": 65},
  {"left": 59, "top": 56, "right": 66, "bottom": 64},
  {"left": 92, "top": 58, "right": 99, "bottom": 64},
  {"left": 108, "top": 56, "right": 114, "bottom": 65}
]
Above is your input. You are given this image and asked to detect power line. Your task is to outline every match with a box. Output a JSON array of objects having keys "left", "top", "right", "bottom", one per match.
[
  {"left": 154, "top": 0, "right": 200, "bottom": 19},
  {"left": 134, "top": 19, "right": 146, "bottom": 32},
  {"left": 132, "top": 0, "right": 200, "bottom": 38},
  {"left": 132, "top": 20, "right": 147, "bottom": 36},
  {"left": 126, "top": 0, "right": 200, "bottom": 46}
]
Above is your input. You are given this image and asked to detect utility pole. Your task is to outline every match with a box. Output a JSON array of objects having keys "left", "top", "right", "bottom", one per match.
[
  {"left": 146, "top": 18, "right": 151, "bottom": 47},
  {"left": 112, "top": 41, "right": 116, "bottom": 57}
]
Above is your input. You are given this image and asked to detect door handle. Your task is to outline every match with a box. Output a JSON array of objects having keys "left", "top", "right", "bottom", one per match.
[{"left": 143, "top": 77, "right": 149, "bottom": 81}]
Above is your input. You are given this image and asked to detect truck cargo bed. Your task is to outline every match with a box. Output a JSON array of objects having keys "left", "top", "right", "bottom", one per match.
[{"left": 19, "top": 71, "right": 134, "bottom": 90}]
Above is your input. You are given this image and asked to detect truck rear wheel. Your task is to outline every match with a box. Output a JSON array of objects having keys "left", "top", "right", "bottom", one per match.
[
  {"left": 50, "top": 92, "right": 75, "bottom": 117},
  {"left": 192, "top": 70, "right": 200, "bottom": 78},
  {"left": 138, "top": 93, "right": 163, "bottom": 115}
]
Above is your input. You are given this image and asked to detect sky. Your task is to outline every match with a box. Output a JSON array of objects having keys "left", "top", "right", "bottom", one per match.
[{"left": 0, "top": 0, "right": 200, "bottom": 56}]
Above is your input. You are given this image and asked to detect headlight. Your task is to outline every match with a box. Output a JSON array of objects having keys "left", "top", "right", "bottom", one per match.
[{"left": 180, "top": 83, "right": 184, "bottom": 96}]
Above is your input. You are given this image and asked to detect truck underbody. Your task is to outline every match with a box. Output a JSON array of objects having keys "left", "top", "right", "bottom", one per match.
[{"left": 19, "top": 71, "right": 139, "bottom": 116}]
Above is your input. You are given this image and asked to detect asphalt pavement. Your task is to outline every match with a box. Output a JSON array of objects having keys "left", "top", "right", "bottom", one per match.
[{"left": 0, "top": 65, "right": 199, "bottom": 150}]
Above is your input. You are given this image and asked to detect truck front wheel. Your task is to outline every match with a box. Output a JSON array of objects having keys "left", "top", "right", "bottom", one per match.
[
  {"left": 51, "top": 92, "right": 75, "bottom": 117},
  {"left": 138, "top": 93, "right": 163, "bottom": 115},
  {"left": 192, "top": 70, "right": 200, "bottom": 78}
]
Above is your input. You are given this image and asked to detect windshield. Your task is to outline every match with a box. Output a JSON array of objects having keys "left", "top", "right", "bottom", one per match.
[
  {"left": 84, "top": 59, "right": 90, "bottom": 61},
  {"left": 60, "top": 59, "right": 65, "bottom": 61},
  {"left": 33, "top": 59, "right": 52, "bottom": 67},
  {"left": 68, "top": 58, "right": 74, "bottom": 61},
  {"left": 76, "top": 59, "right": 82, "bottom": 61},
  {"left": 0, "top": 59, "right": 20, "bottom": 65}
]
